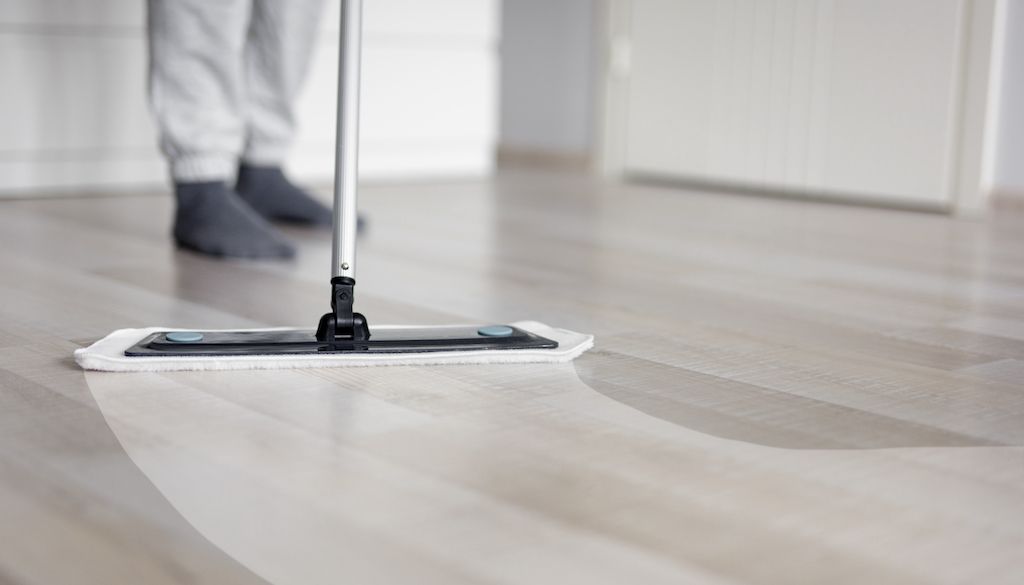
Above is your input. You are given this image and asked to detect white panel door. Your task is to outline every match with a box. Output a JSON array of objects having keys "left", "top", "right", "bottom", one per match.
[{"left": 625, "top": 0, "right": 966, "bottom": 206}]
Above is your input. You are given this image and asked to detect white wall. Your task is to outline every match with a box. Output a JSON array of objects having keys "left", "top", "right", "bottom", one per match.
[
  {"left": 0, "top": 0, "right": 500, "bottom": 195},
  {"left": 0, "top": 1, "right": 163, "bottom": 194},
  {"left": 995, "top": 0, "right": 1024, "bottom": 196},
  {"left": 293, "top": 0, "right": 501, "bottom": 183},
  {"left": 499, "top": 0, "right": 597, "bottom": 157}
]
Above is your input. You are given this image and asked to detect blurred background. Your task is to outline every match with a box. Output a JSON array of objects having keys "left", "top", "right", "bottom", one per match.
[{"left": 0, "top": 0, "right": 1021, "bottom": 213}]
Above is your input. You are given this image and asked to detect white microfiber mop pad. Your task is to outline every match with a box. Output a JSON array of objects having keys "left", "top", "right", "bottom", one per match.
[{"left": 75, "top": 321, "right": 594, "bottom": 373}]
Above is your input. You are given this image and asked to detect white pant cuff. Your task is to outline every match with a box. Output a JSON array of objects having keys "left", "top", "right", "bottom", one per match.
[
  {"left": 242, "top": 145, "right": 289, "bottom": 168},
  {"left": 170, "top": 155, "right": 237, "bottom": 183}
]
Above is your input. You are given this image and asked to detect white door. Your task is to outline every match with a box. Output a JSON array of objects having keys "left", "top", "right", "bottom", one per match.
[{"left": 623, "top": 0, "right": 972, "bottom": 207}]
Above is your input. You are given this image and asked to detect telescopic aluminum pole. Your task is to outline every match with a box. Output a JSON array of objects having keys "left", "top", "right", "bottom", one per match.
[{"left": 332, "top": 0, "right": 362, "bottom": 280}]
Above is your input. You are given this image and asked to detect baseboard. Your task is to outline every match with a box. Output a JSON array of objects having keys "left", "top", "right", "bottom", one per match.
[
  {"left": 0, "top": 156, "right": 167, "bottom": 198},
  {"left": 287, "top": 140, "right": 497, "bottom": 184},
  {"left": 496, "top": 147, "right": 592, "bottom": 172},
  {"left": 627, "top": 171, "right": 952, "bottom": 214},
  {"left": 0, "top": 140, "right": 497, "bottom": 199},
  {"left": 990, "top": 187, "right": 1024, "bottom": 211}
]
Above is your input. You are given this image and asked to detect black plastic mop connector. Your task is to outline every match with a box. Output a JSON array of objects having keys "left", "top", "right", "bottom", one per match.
[{"left": 316, "top": 277, "right": 371, "bottom": 342}]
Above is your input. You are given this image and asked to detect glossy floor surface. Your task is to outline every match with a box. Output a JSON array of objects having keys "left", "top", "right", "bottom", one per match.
[{"left": 1, "top": 171, "right": 1022, "bottom": 584}]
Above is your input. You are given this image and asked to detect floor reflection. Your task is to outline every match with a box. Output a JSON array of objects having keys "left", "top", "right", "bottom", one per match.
[{"left": 0, "top": 359, "right": 267, "bottom": 584}]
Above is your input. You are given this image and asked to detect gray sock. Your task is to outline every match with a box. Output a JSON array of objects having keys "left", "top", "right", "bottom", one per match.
[
  {"left": 235, "top": 165, "right": 333, "bottom": 226},
  {"left": 173, "top": 181, "right": 296, "bottom": 260}
]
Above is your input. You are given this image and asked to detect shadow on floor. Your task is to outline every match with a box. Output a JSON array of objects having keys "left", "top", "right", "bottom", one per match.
[{"left": 575, "top": 339, "right": 1013, "bottom": 450}]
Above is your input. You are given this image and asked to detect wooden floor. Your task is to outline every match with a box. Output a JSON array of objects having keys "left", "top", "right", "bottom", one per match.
[{"left": 1, "top": 170, "right": 1022, "bottom": 584}]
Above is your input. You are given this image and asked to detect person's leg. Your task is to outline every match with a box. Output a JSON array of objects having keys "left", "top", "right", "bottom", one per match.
[
  {"left": 148, "top": 0, "right": 295, "bottom": 258},
  {"left": 235, "top": 0, "right": 333, "bottom": 226}
]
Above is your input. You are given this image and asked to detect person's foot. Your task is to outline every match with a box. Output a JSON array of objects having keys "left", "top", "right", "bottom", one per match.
[
  {"left": 235, "top": 164, "right": 333, "bottom": 226},
  {"left": 173, "top": 181, "right": 296, "bottom": 260}
]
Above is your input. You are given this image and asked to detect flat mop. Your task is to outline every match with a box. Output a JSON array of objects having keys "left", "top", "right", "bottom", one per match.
[{"left": 75, "top": 0, "right": 592, "bottom": 373}]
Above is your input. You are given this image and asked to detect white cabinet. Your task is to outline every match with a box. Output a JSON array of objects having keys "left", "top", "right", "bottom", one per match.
[
  {"left": 0, "top": 0, "right": 500, "bottom": 194},
  {"left": 622, "top": 0, "right": 1004, "bottom": 209}
]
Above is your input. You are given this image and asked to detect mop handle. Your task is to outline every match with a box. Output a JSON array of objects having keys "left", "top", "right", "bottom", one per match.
[{"left": 332, "top": 0, "right": 363, "bottom": 280}]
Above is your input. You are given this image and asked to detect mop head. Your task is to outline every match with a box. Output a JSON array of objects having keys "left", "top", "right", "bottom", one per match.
[{"left": 75, "top": 321, "right": 594, "bottom": 373}]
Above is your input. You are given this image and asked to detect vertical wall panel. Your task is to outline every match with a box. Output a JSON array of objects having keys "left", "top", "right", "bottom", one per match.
[
  {"left": 804, "top": 0, "right": 835, "bottom": 192},
  {"left": 625, "top": 0, "right": 718, "bottom": 176},
  {"left": 819, "top": 0, "right": 962, "bottom": 203},
  {"left": 783, "top": 0, "right": 819, "bottom": 187}
]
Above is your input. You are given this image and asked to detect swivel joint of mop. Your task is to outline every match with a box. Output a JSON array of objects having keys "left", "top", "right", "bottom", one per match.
[{"left": 316, "top": 277, "right": 371, "bottom": 343}]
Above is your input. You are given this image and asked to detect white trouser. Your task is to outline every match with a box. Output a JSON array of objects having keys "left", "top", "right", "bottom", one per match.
[{"left": 147, "top": 0, "right": 326, "bottom": 182}]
